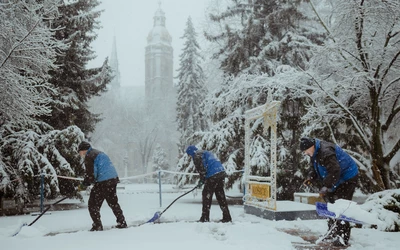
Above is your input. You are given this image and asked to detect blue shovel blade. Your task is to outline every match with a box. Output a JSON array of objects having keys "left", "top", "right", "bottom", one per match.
[
  {"left": 147, "top": 211, "right": 161, "bottom": 223},
  {"left": 316, "top": 202, "right": 365, "bottom": 224}
]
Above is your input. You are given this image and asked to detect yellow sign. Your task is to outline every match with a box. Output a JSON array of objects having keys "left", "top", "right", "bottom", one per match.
[{"left": 250, "top": 183, "right": 270, "bottom": 200}]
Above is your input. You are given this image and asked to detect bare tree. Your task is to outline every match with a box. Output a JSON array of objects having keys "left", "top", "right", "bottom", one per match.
[{"left": 295, "top": 0, "right": 400, "bottom": 190}]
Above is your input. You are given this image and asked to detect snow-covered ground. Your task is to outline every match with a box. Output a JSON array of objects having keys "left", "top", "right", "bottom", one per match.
[{"left": 1, "top": 184, "right": 398, "bottom": 250}]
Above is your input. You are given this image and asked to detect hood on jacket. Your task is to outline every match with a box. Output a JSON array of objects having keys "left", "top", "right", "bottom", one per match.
[{"left": 186, "top": 145, "right": 198, "bottom": 157}]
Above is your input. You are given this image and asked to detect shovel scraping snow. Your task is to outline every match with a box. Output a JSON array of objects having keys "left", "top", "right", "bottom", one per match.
[
  {"left": 315, "top": 202, "right": 365, "bottom": 224},
  {"left": 142, "top": 186, "right": 198, "bottom": 225}
]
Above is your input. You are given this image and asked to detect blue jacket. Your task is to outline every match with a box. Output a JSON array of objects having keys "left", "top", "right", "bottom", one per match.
[
  {"left": 192, "top": 150, "right": 226, "bottom": 180},
  {"left": 310, "top": 139, "right": 358, "bottom": 191},
  {"left": 84, "top": 147, "right": 118, "bottom": 183}
]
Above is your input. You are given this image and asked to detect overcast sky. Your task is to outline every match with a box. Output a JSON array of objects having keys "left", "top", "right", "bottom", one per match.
[{"left": 88, "top": 0, "right": 210, "bottom": 86}]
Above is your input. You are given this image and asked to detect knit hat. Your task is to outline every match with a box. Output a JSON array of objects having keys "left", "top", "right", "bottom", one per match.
[
  {"left": 300, "top": 137, "right": 315, "bottom": 151},
  {"left": 186, "top": 145, "right": 198, "bottom": 157},
  {"left": 78, "top": 141, "right": 91, "bottom": 152}
]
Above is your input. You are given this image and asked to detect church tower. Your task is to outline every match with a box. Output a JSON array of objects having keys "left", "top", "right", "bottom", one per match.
[
  {"left": 143, "top": 4, "right": 178, "bottom": 172},
  {"left": 145, "top": 4, "right": 173, "bottom": 107}
]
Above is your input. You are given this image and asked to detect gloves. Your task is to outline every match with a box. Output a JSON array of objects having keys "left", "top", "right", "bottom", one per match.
[
  {"left": 82, "top": 179, "right": 91, "bottom": 187},
  {"left": 319, "top": 186, "right": 330, "bottom": 197},
  {"left": 197, "top": 179, "right": 204, "bottom": 188}
]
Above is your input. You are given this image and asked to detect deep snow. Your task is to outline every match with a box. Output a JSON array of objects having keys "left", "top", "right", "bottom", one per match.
[{"left": 1, "top": 184, "right": 398, "bottom": 250}]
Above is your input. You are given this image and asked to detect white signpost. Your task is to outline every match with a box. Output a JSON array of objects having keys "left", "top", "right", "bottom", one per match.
[{"left": 244, "top": 100, "right": 280, "bottom": 211}]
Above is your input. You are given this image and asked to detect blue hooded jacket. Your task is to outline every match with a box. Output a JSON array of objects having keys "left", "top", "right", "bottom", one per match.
[
  {"left": 186, "top": 145, "right": 225, "bottom": 179},
  {"left": 311, "top": 139, "right": 358, "bottom": 191},
  {"left": 84, "top": 147, "right": 118, "bottom": 183}
]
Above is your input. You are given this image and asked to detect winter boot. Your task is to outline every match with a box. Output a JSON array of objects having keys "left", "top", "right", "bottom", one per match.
[
  {"left": 333, "top": 220, "right": 350, "bottom": 245},
  {"left": 89, "top": 222, "right": 103, "bottom": 231},
  {"left": 220, "top": 210, "right": 232, "bottom": 223},
  {"left": 220, "top": 214, "right": 232, "bottom": 223},
  {"left": 322, "top": 218, "right": 337, "bottom": 241},
  {"left": 219, "top": 218, "right": 232, "bottom": 223},
  {"left": 332, "top": 235, "right": 348, "bottom": 247},
  {"left": 198, "top": 216, "right": 209, "bottom": 222},
  {"left": 115, "top": 221, "right": 128, "bottom": 229}
]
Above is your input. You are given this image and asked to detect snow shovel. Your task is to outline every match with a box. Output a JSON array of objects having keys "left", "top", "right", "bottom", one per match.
[
  {"left": 143, "top": 185, "right": 198, "bottom": 225},
  {"left": 315, "top": 202, "right": 365, "bottom": 224},
  {"left": 12, "top": 196, "right": 69, "bottom": 236}
]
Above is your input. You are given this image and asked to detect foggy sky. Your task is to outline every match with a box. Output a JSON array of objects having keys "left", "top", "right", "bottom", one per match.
[{"left": 88, "top": 0, "right": 209, "bottom": 87}]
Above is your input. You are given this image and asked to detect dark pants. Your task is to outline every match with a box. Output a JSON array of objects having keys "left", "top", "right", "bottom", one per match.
[
  {"left": 325, "top": 175, "right": 358, "bottom": 244},
  {"left": 200, "top": 172, "right": 231, "bottom": 221},
  {"left": 88, "top": 178, "right": 125, "bottom": 226}
]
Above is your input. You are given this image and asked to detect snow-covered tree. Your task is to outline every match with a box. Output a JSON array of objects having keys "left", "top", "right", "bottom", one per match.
[
  {"left": 151, "top": 143, "right": 170, "bottom": 183},
  {"left": 152, "top": 144, "right": 170, "bottom": 171},
  {"left": 204, "top": 0, "right": 324, "bottom": 76},
  {"left": 122, "top": 102, "right": 159, "bottom": 175},
  {"left": 0, "top": 0, "right": 64, "bottom": 128},
  {"left": 0, "top": 125, "right": 85, "bottom": 202},
  {"left": 289, "top": 0, "right": 400, "bottom": 191},
  {"left": 42, "top": 0, "right": 112, "bottom": 134},
  {"left": 186, "top": 0, "right": 400, "bottom": 194},
  {"left": 176, "top": 16, "right": 208, "bottom": 154},
  {"left": 202, "top": 0, "right": 324, "bottom": 197},
  {"left": 0, "top": 0, "right": 110, "bottom": 203},
  {"left": 176, "top": 0, "right": 324, "bottom": 198}
]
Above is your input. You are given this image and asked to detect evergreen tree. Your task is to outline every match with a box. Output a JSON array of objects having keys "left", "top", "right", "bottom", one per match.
[
  {"left": 42, "top": 0, "right": 112, "bottom": 134},
  {"left": 204, "top": 0, "right": 324, "bottom": 76},
  {"left": 176, "top": 17, "right": 208, "bottom": 153},
  {"left": 151, "top": 144, "right": 170, "bottom": 183},
  {"left": 0, "top": 125, "right": 85, "bottom": 202},
  {"left": 176, "top": 0, "right": 324, "bottom": 199},
  {"left": 184, "top": 0, "right": 400, "bottom": 195},
  {"left": 0, "top": 0, "right": 108, "bottom": 203}
]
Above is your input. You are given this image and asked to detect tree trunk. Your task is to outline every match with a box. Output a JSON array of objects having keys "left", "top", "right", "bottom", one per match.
[
  {"left": 368, "top": 82, "right": 389, "bottom": 189},
  {"left": 381, "top": 162, "right": 392, "bottom": 189},
  {"left": 358, "top": 168, "right": 382, "bottom": 193},
  {"left": 371, "top": 159, "right": 385, "bottom": 190}
]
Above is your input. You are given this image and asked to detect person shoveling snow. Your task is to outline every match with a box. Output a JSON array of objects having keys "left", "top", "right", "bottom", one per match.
[{"left": 300, "top": 137, "right": 359, "bottom": 247}]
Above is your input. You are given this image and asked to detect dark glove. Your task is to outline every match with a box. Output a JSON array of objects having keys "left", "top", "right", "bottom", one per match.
[
  {"left": 82, "top": 179, "right": 91, "bottom": 187},
  {"left": 197, "top": 179, "right": 204, "bottom": 188}
]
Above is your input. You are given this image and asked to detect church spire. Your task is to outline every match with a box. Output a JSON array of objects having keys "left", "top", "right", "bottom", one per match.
[{"left": 109, "top": 35, "right": 120, "bottom": 89}]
